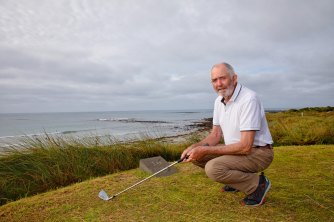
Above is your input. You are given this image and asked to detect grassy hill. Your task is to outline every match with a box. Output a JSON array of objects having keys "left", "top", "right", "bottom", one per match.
[{"left": 1, "top": 145, "right": 333, "bottom": 222}]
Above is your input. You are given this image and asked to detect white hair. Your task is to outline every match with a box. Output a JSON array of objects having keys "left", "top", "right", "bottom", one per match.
[
  {"left": 223, "top": 62, "right": 235, "bottom": 77},
  {"left": 211, "top": 62, "right": 236, "bottom": 77}
]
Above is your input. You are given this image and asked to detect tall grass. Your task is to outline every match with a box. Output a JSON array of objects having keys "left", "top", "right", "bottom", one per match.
[
  {"left": 267, "top": 110, "right": 334, "bottom": 146},
  {"left": 0, "top": 134, "right": 186, "bottom": 205}
]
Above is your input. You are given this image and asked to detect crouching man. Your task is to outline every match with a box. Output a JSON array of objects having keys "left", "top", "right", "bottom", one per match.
[{"left": 182, "top": 62, "right": 274, "bottom": 206}]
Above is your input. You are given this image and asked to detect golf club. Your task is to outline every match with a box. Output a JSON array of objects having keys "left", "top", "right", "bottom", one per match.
[{"left": 98, "top": 155, "right": 188, "bottom": 201}]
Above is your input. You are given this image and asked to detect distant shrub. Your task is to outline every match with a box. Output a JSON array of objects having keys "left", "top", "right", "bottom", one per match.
[{"left": 287, "top": 106, "right": 334, "bottom": 113}]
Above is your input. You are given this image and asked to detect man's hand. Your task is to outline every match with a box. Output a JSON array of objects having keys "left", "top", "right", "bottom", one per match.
[
  {"left": 181, "top": 146, "right": 194, "bottom": 161},
  {"left": 183, "top": 145, "right": 209, "bottom": 162}
]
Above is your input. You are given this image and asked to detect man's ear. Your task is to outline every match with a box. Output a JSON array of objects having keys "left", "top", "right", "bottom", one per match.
[{"left": 233, "top": 74, "right": 238, "bottom": 84}]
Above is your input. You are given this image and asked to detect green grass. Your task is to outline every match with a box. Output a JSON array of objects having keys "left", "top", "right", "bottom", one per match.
[
  {"left": 266, "top": 110, "right": 334, "bottom": 146},
  {"left": 0, "top": 145, "right": 333, "bottom": 222},
  {"left": 0, "top": 135, "right": 186, "bottom": 205}
]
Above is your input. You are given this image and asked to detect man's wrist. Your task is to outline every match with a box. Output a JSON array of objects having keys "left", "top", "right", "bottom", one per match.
[{"left": 201, "top": 145, "right": 211, "bottom": 155}]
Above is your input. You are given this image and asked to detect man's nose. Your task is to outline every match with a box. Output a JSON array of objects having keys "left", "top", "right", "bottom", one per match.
[{"left": 215, "top": 79, "right": 223, "bottom": 87}]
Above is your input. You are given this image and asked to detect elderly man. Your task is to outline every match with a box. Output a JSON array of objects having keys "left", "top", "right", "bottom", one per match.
[{"left": 181, "top": 62, "right": 274, "bottom": 206}]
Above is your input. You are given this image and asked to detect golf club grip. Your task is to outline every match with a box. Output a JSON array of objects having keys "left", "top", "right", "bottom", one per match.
[
  {"left": 178, "top": 143, "right": 209, "bottom": 162},
  {"left": 177, "top": 155, "right": 188, "bottom": 163}
]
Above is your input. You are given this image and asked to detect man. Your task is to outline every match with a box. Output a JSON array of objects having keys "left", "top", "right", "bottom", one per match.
[{"left": 181, "top": 62, "right": 274, "bottom": 206}]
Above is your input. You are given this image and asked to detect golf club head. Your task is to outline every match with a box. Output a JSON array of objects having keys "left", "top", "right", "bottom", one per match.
[{"left": 98, "top": 190, "right": 110, "bottom": 201}]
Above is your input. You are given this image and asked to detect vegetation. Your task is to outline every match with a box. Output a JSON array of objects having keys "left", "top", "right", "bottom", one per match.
[
  {"left": 0, "top": 106, "right": 333, "bottom": 209},
  {"left": 266, "top": 107, "right": 334, "bottom": 146},
  {"left": 286, "top": 106, "right": 334, "bottom": 113},
  {"left": 0, "top": 145, "right": 333, "bottom": 222},
  {"left": 0, "top": 135, "right": 186, "bottom": 206}
]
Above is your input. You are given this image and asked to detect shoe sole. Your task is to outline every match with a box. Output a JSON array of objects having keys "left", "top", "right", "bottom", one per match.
[{"left": 241, "top": 178, "right": 271, "bottom": 207}]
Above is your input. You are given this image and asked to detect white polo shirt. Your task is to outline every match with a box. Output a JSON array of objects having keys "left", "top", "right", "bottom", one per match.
[{"left": 213, "top": 83, "right": 273, "bottom": 146}]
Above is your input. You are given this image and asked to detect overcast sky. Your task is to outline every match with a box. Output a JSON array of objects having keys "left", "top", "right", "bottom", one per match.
[{"left": 0, "top": 0, "right": 333, "bottom": 113}]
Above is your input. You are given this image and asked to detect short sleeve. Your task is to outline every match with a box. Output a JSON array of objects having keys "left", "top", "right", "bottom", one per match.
[{"left": 239, "top": 99, "right": 262, "bottom": 131}]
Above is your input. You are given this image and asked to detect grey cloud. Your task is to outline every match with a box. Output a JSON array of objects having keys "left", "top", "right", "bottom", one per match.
[{"left": 0, "top": 0, "right": 333, "bottom": 113}]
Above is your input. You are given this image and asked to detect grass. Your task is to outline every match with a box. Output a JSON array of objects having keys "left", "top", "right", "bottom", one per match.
[
  {"left": 266, "top": 109, "right": 334, "bottom": 146},
  {"left": 0, "top": 135, "right": 187, "bottom": 205},
  {"left": 0, "top": 107, "right": 333, "bottom": 220},
  {"left": 0, "top": 145, "right": 333, "bottom": 222}
]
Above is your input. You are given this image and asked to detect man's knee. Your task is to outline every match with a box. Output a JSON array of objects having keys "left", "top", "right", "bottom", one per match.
[{"left": 204, "top": 158, "right": 229, "bottom": 182}]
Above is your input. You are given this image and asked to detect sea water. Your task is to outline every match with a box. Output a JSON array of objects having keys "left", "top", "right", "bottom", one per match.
[{"left": 0, "top": 109, "right": 213, "bottom": 147}]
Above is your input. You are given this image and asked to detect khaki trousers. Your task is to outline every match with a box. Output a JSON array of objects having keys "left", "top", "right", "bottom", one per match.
[{"left": 194, "top": 148, "right": 274, "bottom": 195}]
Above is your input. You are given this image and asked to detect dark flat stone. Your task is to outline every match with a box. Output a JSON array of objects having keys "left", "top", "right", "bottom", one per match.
[{"left": 139, "top": 156, "right": 177, "bottom": 177}]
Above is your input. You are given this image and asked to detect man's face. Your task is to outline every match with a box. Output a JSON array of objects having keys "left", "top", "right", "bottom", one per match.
[{"left": 211, "top": 65, "right": 237, "bottom": 98}]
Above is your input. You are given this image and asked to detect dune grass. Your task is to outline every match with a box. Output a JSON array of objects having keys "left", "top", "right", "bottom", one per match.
[
  {"left": 0, "top": 145, "right": 333, "bottom": 222},
  {"left": 0, "top": 134, "right": 186, "bottom": 205}
]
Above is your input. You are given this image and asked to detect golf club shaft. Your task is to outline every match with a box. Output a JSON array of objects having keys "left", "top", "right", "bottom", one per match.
[{"left": 111, "top": 158, "right": 184, "bottom": 199}]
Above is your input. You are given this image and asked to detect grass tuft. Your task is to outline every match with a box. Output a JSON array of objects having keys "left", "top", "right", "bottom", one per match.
[{"left": 0, "top": 133, "right": 186, "bottom": 205}]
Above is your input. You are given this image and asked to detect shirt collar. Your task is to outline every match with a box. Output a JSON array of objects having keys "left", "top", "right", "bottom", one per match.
[{"left": 221, "top": 83, "right": 242, "bottom": 105}]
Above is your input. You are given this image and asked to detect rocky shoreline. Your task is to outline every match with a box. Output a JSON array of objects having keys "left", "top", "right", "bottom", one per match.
[{"left": 158, "top": 117, "right": 213, "bottom": 144}]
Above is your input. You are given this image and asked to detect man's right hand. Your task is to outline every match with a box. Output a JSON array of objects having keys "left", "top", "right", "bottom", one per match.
[
  {"left": 181, "top": 143, "right": 211, "bottom": 162},
  {"left": 181, "top": 146, "right": 194, "bottom": 162}
]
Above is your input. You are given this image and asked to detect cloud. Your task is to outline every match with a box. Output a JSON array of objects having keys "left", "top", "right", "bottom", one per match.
[{"left": 0, "top": 0, "right": 333, "bottom": 113}]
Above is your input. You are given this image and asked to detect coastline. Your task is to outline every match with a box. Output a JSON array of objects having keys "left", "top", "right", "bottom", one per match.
[
  {"left": 0, "top": 117, "right": 213, "bottom": 150},
  {"left": 0, "top": 117, "right": 213, "bottom": 206},
  {"left": 158, "top": 117, "right": 212, "bottom": 144},
  {"left": 0, "top": 109, "right": 213, "bottom": 148}
]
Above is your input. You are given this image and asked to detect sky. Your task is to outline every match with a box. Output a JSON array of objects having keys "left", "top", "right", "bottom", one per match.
[{"left": 0, "top": 0, "right": 333, "bottom": 113}]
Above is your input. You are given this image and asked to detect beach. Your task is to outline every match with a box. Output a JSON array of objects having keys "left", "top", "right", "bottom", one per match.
[{"left": 0, "top": 110, "right": 213, "bottom": 148}]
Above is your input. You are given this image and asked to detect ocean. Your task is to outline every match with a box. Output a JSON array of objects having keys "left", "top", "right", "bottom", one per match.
[{"left": 0, "top": 109, "right": 213, "bottom": 147}]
